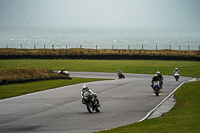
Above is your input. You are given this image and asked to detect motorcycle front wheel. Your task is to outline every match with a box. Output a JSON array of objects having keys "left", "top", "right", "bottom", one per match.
[{"left": 86, "top": 102, "right": 93, "bottom": 113}]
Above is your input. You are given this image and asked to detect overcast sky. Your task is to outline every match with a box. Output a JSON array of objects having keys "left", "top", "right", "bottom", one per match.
[{"left": 0, "top": 0, "right": 200, "bottom": 29}]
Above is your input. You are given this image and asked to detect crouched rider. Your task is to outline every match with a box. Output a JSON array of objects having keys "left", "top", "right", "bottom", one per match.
[
  {"left": 156, "top": 71, "right": 163, "bottom": 89},
  {"left": 173, "top": 68, "right": 180, "bottom": 75},
  {"left": 81, "top": 84, "right": 99, "bottom": 105},
  {"left": 151, "top": 74, "right": 162, "bottom": 89}
]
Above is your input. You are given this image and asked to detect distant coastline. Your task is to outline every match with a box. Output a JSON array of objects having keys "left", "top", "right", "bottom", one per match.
[{"left": 1, "top": 28, "right": 200, "bottom": 50}]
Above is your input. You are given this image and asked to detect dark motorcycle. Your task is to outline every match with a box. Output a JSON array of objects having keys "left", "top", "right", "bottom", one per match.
[
  {"left": 82, "top": 91, "right": 101, "bottom": 113},
  {"left": 118, "top": 73, "right": 125, "bottom": 79},
  {"left": 152, "top": 81, "right": 161, "bottom": 96}
]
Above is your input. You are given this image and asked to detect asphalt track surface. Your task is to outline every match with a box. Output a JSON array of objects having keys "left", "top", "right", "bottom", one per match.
[{"left": 0, "top": 72, "right": 191, "bottom": 133}]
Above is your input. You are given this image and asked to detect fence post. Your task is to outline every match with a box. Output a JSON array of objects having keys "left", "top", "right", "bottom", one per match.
[
  {"left": 21, "top": 45, "right": 22, "bottom": 49},
  {"left": 179, "top": 45, "right": 180, "bottom": 50},
  {"left": 52, "top": 45, "right": 54, "bottom": 50},
  {"left": 169, "top": 45, "right": 171, "bottom": 50},
  {"left": 112, "top": 45, "right": 114, "bottom": 49},
  {"left": 142, "top": 45, "right": 143, "bottom": 50},
  {"left": 96, "top": 45, "right": 97, "bottom": 50},
  {"left": 128, "top": 45, "right": 130, "bottom": 50},
  {"left": 34, "top": 44, "right": 36, "bottom": 49},
  {"left": 66, "top": 45, "right": 67, "bottom": 49},
  {"left": 156, "top": 45, "right": 157, "bottom": 50},
  {"left": 80, "top": 45, "right": 82, "bottom": 48},
  {"left": 44, "top": 45, "right": 45, "bottom": 50},
  {"left": 6, "top": 45, "right": 8, "bottom": 49},
  {"left": 188, "top": 45, "right": 189, "bottom": 50}
]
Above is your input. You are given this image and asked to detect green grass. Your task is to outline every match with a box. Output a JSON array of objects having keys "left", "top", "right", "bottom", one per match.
[
  {"left": 0, "top": 59, "right": 199, "bottom": 78},
  {"left": 97, "top": 81, "right": 200, "bottom": 133},
  {"left": 0, "top": 77, "right": 109, "bottom": 100}
]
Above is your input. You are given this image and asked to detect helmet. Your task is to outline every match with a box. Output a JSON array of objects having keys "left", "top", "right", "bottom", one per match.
[
  {"left": 154, "top": 74, "right": 158, "bottom": 77},
  {"left": 83, "top": 84, "right": 89, "bottom": 91},
  {"left": 175, "top": 68, "right": 178, "bottom": 70},
  {"left": 156, "top": 71, "right": 160, "bottom": 74}
]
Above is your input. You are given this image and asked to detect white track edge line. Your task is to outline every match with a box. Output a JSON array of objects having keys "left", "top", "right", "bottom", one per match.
[{"left": 139, "top": 81, "right": 185, "bottom": 122}]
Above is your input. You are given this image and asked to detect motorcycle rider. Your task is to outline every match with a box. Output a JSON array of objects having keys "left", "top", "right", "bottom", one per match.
[
  {"left": 173, "top": 68, "right": 180, "bottom": 74},
  {"left": 151, "top": 74, "right": 162, "bottom": 88},
  {"left": 117, "top": 69, "right": 122, "bottom": 74},
  {"left": 117, "top": 69, "right": 123, "bottom": 77},
  {"left": 61, "top": 68, "right": 65, "bottom": 74},
  {"left": 156, "top": 71, "right": 163, "bottom": 89},
  {"left": 81, "top": 84, "right": 99, "bottom": 105}
]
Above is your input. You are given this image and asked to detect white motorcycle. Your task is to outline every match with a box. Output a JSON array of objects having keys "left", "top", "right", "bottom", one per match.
[
  {"left": 54, "top": 70, "right": 69, "bottom": 77},
  {"left": 174, "top": 72, "right": 179, "bottom": 81}
]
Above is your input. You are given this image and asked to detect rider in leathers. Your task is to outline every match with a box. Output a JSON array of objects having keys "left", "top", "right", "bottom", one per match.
[
  {"left": 61, "top": 68, "right": 65, "bottom": 74},
  {"left": 156, "top": 71, "right": 163, "bottom": 89},
  {"left": 81, "top": 85, "right": 99, "bottom": 105},
  {"left": 117, "top": 69, "right": 123, "bottom": 78},
  {"left": 151, "top": 74, "right": 162, "bottom": 88},
  {"left": 173, "top": 68, "right": 180, "bottom": 75}
]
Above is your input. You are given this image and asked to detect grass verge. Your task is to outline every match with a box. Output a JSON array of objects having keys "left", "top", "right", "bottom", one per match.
[
  {"left": 0, "top": 77, "right": 110, "bottom": 100},
  {"left": 97, "top": 81, "right": 200, "bottom": 133}
]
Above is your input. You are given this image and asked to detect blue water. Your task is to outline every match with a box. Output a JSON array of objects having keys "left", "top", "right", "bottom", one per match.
[{"left": 0, "top": 28, "right": 200, "bottom": 50}]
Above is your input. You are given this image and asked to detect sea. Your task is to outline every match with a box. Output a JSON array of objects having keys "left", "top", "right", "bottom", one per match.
[{"left": 0, "top": 28, "right": 200, "bottom": 50}]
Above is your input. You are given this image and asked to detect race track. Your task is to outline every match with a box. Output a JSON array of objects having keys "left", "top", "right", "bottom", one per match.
[{"left": 0, "top": 72, "right": 191, "bottom": 133}]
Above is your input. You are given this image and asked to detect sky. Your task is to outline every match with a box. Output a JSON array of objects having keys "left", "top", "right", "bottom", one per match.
[{"left": 0, "top": 0, "right": 200, "bottom": 29}]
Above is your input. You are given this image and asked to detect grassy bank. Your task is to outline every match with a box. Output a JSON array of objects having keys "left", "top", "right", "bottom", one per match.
[
  {"left": 98, "top": 81, "right": 200, "bottom": 133},
  {"left": 1, "top": 48, "right": 200, "bottom": 57},
  {"left": 0, "top": 59, "right": 199, "bottom": 78},
  {"left": 0, "top": 68, "right": 69, "bottom": 82}
]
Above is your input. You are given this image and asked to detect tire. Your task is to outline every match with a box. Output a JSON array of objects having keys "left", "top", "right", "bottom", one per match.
[
  {"left": 86, "top": 102, "right": 93, "bottom": 113},
  {"left": 176, "top": 77, "right": 178, "bottom": 81},
  {"left": 95, "top": 104, "right": 101, "bottom": 112},
  {"left": 156, "top": 91, "right": 159, "bottom": 96}
]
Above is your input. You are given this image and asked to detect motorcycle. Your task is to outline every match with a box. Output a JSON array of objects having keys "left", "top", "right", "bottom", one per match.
[
  {"left": 118, "top": 73, "right": 125, "bottom": 79},
  {"left": 54, "top": 70, "right": 69, "bottom": 77},
  {"left": 174, "top": 72, "right": 179, "bottom": 81},
  {"left": 152, "top": 81, "right": 161, "bottom": 96},
  {"left": 82, "top": 91, "right": 101, "bottom": 113}
]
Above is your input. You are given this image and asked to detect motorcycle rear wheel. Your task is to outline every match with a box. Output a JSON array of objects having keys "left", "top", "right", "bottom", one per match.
[
  {"left": 156, "top": 91, "right": 159, "bottom": 96},
  {"left": 95, "top": 105, "right": 101, "bottom": 112}
]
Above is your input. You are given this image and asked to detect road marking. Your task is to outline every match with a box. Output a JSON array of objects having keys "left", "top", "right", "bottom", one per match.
[{"left": 139, "top": 82, "right": 185, "bottom": 122}]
